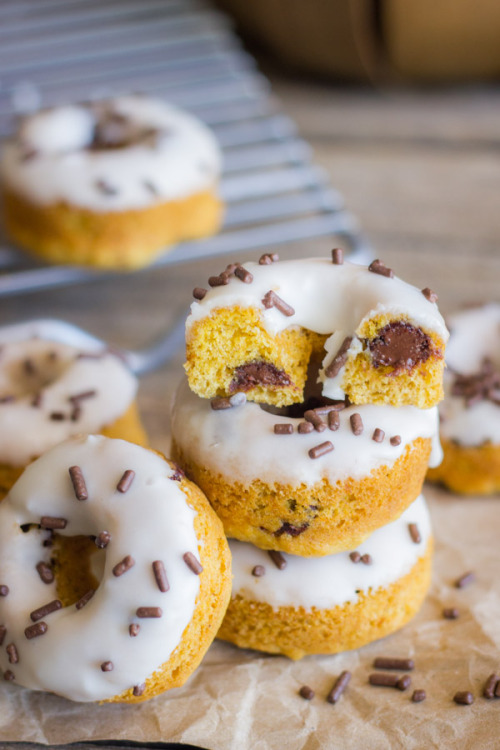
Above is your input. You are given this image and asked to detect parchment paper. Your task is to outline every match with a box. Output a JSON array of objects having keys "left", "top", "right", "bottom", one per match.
[{"left": 0, "top": 374, "right": 498, "bottom": 749}]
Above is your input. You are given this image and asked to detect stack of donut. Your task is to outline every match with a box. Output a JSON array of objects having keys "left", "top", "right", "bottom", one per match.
[{"left": 173, "top": 251, "right": 449, "bottom": 658}]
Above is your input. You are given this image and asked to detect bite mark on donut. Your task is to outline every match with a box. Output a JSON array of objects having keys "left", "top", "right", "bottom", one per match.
[
  {"left": 229, "top": 362, "right": 293, "bottom": 393},
  {"left": 368, "top": 322, "right": 435, "bottom": 373}
]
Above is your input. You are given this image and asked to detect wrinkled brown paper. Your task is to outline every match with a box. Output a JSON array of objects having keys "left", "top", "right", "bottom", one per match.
[{"left": 0, "top": 483, "right": 498, "bottom": 749}]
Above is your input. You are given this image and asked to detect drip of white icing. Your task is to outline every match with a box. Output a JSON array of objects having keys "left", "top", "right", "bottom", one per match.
[
  {"left": 1, "top": 96, "right": 221, "bottom": 212},
  {"left": 439, "top": 304, "right": 500, "bottom": 446},
  {"left": 0, "top": 435, "right": 201, "bottom": 702},
  {"left": 229, "top": 494, "right": 431, "bottom": 610},
  {"left": 171, "top": 379, "right": 442, "bottom": 488},
  {"left": 186, "top": 258, "right": 448, "bottom": 400},
  {"left": 0, "top": 320, "right": 137, "bottom": 466}
]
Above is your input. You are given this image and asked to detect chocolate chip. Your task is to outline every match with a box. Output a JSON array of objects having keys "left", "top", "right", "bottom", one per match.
[
  {"left": 274, "top": 521, "right": 309, "bottom": 537},
  {"left": 230, "top": 362, "right": 292, "bottom": 392},
  {"left": 369, "top": 322, "right": 432, "bottom": 372}
]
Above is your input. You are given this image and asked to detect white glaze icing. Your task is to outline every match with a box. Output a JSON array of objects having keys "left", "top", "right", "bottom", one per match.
[
  {"left": 0, "top": 435, "right": 201, "bottom": 702},
  {"left": 0, "top": 320, "right": 137, "bottom": 466},
  {"left": 439, "top": 304, "right": 500, "bottom": 447},
  {"left": 1, "top": 96, "right": 221, "bottom": 212},
  {"left": 229, "top": 494, "right": 431, "bottom": 610},
  {"left": 171, "top": 378, "right": 442, "bottom": 488},
  {"left": 186, "top": 258, "right": 448, "bottom": 400}
]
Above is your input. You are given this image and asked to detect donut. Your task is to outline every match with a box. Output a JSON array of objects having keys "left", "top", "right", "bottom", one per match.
[
  {"left": 427, "top": 304, "right": 500, "bottom": 494},
  {"left": 0, "top": 320, "right": 146, "bottom": 501},
  {"left": 218, "top": 494, "right": 432, "bottom": 659},
  {"left": 171, "top": 378, "right": 441, "bottom": 556},
  {"left": 1, "top": 96, "right": 222, "bottom": 269},
  {"left": 0, "top": 434, "right": 231, "bottom": 702},
  {"left": 185, "top": 254, "right": 448, "bottom": 409}
]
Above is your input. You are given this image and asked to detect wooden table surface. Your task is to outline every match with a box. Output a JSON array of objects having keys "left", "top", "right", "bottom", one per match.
[{"left": 1, "top": 74, "right": 499, "bottom": 750}]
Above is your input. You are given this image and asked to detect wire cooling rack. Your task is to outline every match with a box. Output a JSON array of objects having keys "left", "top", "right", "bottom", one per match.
[{"left": 0, "top": 0, "right": 372, "bottom": 297}]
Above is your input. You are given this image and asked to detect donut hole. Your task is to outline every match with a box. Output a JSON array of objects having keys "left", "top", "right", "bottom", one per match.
[{"left": 51, "top": 534, "right": 103, "bottom": 608}]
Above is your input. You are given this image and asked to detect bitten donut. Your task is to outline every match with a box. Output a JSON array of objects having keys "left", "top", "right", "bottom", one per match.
[
  {"left": 0, "top": 320, "right": 146, "bottom": 501},
  {"left": 1, "top": 96, "right": 222, "bottom": 269},
  {"left": 185, "top": 253, "right": 448, "bottom": 409},
  {"left": 218, "top": 494, "right": 432, "bottom": 659},
  {"left": 0, "top": 435, "right": 231, "bottom": 702},
  {"left": 427, "top": 304, "right": 500, "bottom": 494},
  {"left": 171, "top": 379, "right": 441, "bottom": 556}
]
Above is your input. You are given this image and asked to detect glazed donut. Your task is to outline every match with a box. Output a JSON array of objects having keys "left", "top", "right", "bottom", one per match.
[
  {"left": 171, "top": 378, "right": 441, "bottom": 556},
  {"left": 0, "top": 435, "right": 231, "bottom": 702},
  {"left": 0, "top": 320, "right": 146, "bottom": 501},
  {"left": 218, "top": 494, "right": 432, "bottom": 659},
  {"left": 427, "top": 304, "right": 500, "bottom": 494},
  {"left": 1, "top": 96, "right": 222, "bottom": 269},
  {"left": 185, "top": 255, "right": 448, "bottom": 409}
]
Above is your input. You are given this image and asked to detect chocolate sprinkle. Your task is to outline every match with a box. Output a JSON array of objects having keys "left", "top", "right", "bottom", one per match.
[
  {"left": 30, "top": 599, "right": 62, "bottom": 622},
  {"left": 129, "top": 624, "right": 140, "bottom": 637},
  {"left": 252, "top": 565, "right": 265, "bottom": 577},
  {"left": 299, "top": 685, "right": 315, "bottom": 700},
  {"left": 75, "top": 589, "right": 95, "bottom": 610},
  {"left": 349, "top": 551, "right": 361, "bottom": 563},
  {"left": 69, "top": 390, "right": 97, "bottom": 403},
  {"left": 268, "top": 550, "right": 287, "bottom": 570},
  {"left": 350, "top": 413, "right": 363, "bottom": 436},
  {"left": 25, "top": 622, "right": 47, "bottom": 639},
  {"left": 483, "top": 674, "right": 498, "bottom": 699},
  {"left": 369, "top": 673, "right": 411, "bottom": 690},
  {"left": 69, "top": 465, "right": 88, "bottom": 501},
  {"left": 327, "top": 671, "right": 351, "bottom": 704},
  {"left": 259, "top": 253, "right": 279, "bottom": 265},
  {"left": 274, "top": 423, "right": 294, "bottom": 435},
  {"left": 455, "top": 571, "right": 475, "bottom": 589},
  {"left": 361, "top": 554, "right": 373, "bottom": 565},
  {"left": 372, "top": 428, "right": 385, "bottom": 443},
  {"left": 262, "top": 290, "right": 295, "bottom": 317},
  {"left": 422, "top": 288, "right": 438, "bottom": 303},
  {"left": 298, "top": 421, "right": 314, "bottom": 434},
  {"left": 133, "top": 683, "right": 146, "bottom": 696},
  {"left": 36, "top": 561, "right": 54, "bottom": 584},
  {"left": 443, "top": 607, "right": 460, "bottom": 620},
  {"left": 390, "top": 435, "right": 401, "bottom": 447},
  {"left": 208, "top": 274, "right": 230, "bottom": 287},
  {"left": 331, "top": 248, "right": 344, "bottom": 265},
  {"left": 454, "top": 691, "right": 474, "bottom": 705},
  {"left": 408, "top": 523, "right": 421, "bottom": 544},
  {"left": 234, "top": 265, "right": 253, "bottom": 283},
  {"left": 40, "top": 516, "right": 67, "bottom": 530},
  {"left": 95, "top": 178, "right": 118, "bottom": 196},
  {"left": 50, "top": 412, "right": 66, "bottom": 421},
  {"left": 0, "top": 585, "right": 9, "bottom": 597},
  {"left": 324, "top": 336, "right": 353, "bottom": 378},
  {"left": 368, "top": 259, "right": 394, "bottom": 278},
  {"left": 210, "top": 397, "right": 232, "bottom": 410},
  {"left": 136, "top": 607, "right": 162, "bottom": 618},
  {"left": 3, "top": 670, "right": 14, "bottom": 681},
  {"left": 304, "top": 410, "right": 326, "bottom": 432},
  {"left": 328, "top": 411, "right": 340, "bottom": 431},
  {"left": 117, "top": 469, "right": 135, "bottom": 493},
  {"left": 308, "top": 441, "right": 334, "bottom": 459},
  {"left": 193, "top": 287, "right": 207, "bottom": 300},
  {"left": 6, "top": 644, "right": 18, "bottom": 664},
  {"left": 101, "top": 661, "right": 113, "bottom": 672},
  {"left": 95, "top": 531, "right": 111, "bottom": 549},
  {"left": 373, "top": 657, "right": 415, "bottom": 671},
  {"left": 0, "top": 626, "right": 6, "bottom": 646},
  {"left": 411, "top": 689, "right": 426, "bottom": 703},
  {"left": 113, "top": 555, "right": 135, "bottom": 577},
  {"left": 183, "top": 551, "right": 203, "bottom": 575},
  {"left": 152, "top": 560, "right": 170, "bottom": 592}
]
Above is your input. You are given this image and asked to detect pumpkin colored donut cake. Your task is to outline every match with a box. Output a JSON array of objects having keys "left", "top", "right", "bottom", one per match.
[
  {"left": 185, "top": 254, "right": 448, "bottom": 409},
  {"left": 0, "top": 435, "right": 231, "bottom": 702},
  {"left": 1, "top": 96, "right": 223, "bottom": 269},
  {"left": 427, "top": 304, "right": 500, "bottom": 494},
  {"left": 0, "top": 320, "right": 147, "bottom": 501}
]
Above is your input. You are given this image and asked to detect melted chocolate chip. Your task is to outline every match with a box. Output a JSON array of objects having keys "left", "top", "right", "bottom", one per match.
[
  {"left": 368, "top": 322, "right": 433, "bottom": 371},
  {"left": 229, "top": 362, "right": 292, "bottom": 393},
  {"left": 274, "top": 521, "right": 309, "bottom": 538}
]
